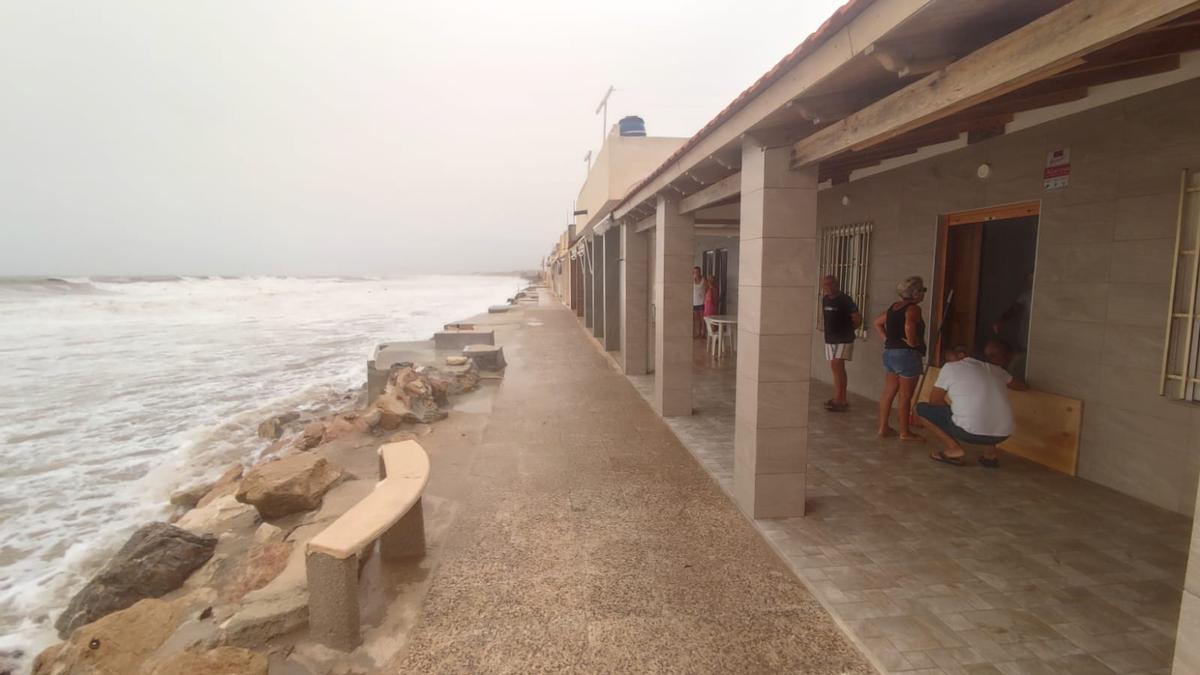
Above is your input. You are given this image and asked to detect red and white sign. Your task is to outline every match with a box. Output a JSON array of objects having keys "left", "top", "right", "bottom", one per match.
[{"left": 1043, "top": 147, "right": 1071, "bottom": 191}]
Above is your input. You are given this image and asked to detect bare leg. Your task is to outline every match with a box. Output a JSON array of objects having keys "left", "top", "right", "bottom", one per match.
[
  {"left": 915, "top": 408, "right": 964, "bottom": 458},
  {"left": 982, "top": 445, "right": 999, "bottom": 461},
  {"left": 830, "top": 358, "right": 848, "bottom": 406},
  {"left": 897, "top": 376, "right": 923, "bottom": 440},
  {"left": 878, "top": 373, "right": 899, "bottom": 436}
]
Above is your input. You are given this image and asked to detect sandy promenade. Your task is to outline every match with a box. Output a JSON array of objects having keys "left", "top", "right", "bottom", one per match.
[{"left": 387, "top": 292, "right": 871, "bottom": 673}]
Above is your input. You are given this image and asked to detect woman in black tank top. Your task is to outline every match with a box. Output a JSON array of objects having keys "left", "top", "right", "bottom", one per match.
[{"left": 872, "top": 276, "right": 927, "bottom": 441}]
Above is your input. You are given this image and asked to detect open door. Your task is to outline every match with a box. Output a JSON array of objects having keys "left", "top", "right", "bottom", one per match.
[{"left": 933, "top": 201, "right": 1039, "bottom": 373}]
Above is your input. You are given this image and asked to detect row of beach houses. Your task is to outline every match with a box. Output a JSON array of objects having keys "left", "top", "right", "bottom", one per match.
[{"left": 543, "top": 1, "right": 1200, "bottom": 672}]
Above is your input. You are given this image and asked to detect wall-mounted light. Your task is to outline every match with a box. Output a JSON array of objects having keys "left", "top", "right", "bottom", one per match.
[
  {"left": 977, "top": 163, "right": 992, "bottom": 179},
  {"left": 841, "top": 195, "right": 851, "bottom": 206}
]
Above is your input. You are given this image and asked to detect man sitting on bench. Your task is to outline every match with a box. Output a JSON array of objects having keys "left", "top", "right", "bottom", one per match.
[{"left": 918, "top": 340, "right": 1027, "bottom": 468}]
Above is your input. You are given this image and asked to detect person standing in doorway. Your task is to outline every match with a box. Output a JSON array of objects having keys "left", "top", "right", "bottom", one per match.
[
  {"left": 821, "top": 275, "right": 861, "bottom": 412},
  {"left": 693, "top": 266, "right": 706, "bottom": 338},
  {"left": 873, "top": 276, "right": 927, "bottom": 441}
]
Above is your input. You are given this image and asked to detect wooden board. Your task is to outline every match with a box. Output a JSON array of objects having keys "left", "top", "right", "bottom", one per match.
[{"left": 916, "top": 366, "right": 1082, "bottom": 475}]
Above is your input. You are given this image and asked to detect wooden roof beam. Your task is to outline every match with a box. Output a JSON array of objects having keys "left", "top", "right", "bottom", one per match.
[
  {"left": 866, "top": 44, "right": 956, "bottom": 78},
  {"left": 792, "top": 0, "right": 1200, "bottom": 167},
  {"left": 679, "top": 172, "right": 742, "bottom": 215}
]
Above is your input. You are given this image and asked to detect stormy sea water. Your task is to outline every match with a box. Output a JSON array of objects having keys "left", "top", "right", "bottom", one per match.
[{"left": 0, "top": 274, "right": 523, "bottom": 671}]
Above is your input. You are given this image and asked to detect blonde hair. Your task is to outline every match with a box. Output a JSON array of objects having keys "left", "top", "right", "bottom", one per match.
[{"left": 896, "top": 276, "right": 925, "bottom": 300}]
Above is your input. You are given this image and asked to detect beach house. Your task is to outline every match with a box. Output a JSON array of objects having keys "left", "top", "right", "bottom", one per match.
[{"left": 550, "top": 0, "right": 1200, "bottom": 671}]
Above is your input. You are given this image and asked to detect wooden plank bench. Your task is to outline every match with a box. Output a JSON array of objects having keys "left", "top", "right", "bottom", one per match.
[{"left": 305, "top": 440, "right": 430, "bottom": 651}]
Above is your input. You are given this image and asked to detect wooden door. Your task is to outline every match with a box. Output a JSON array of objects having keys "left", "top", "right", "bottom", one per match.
[{"left": 943, "top": 224, "right": 983, "bottom": 355}]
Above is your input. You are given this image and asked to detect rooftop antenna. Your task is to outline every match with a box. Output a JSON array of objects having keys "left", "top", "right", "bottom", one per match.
[{"left": 595, "top": 85, "right": 615, "bottom": 143}]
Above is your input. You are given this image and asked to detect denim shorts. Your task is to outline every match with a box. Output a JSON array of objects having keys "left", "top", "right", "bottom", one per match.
[
  {"left": 916, "top": 403, "right": 1009, "bottom": 446},
  {"left": 882, "top": 348, "right": 923, "bottom": 378}
]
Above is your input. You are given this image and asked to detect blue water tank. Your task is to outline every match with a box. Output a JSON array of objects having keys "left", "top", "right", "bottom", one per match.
[{"left": 618, "top": 116, "right": 646, "bottom": 137}]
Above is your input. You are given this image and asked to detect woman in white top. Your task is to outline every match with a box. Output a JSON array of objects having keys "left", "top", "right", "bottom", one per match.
[{"left": 692, "top": 266, "right": 706, "bottom": 338}]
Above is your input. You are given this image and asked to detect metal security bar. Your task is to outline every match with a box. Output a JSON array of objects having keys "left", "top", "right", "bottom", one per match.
[
  {"left": 818, "top": 222, "right": 873, "bottom": 339},
  {"left": 1160, "top": 168, "right": 1200, "bottom": 403}
]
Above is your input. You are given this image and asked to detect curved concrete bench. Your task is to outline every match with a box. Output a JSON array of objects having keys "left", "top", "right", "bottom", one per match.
[{"left": 305, "top": 440, "right": 429, "bottom": 650}]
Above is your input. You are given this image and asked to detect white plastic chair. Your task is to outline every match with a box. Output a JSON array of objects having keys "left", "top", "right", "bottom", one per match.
[{"left": 704, "top": 317, "right": 719, "bottom": 357}]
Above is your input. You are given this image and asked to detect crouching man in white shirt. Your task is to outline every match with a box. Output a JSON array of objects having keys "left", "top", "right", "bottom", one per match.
[{"left": 917, "top": 340, "right": 1028, "bottom": 468}]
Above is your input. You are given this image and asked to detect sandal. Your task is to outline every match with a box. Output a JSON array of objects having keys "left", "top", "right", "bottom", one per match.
[
  {"left": 823, "top": 399, "right": 837, "bottom": 409},
  {"left": 930, "top": 450, "right": 965, "bottom": 466},
  {"left": 979, "top": 457, "right": 999, "bottom": 469},
  {"left": 827, "top": 402, "right": 849, "bottom": 413}
]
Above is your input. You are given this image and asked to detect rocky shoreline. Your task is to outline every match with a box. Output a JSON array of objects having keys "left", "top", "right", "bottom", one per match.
[{"left": 23, "top": 318, "right": 508, "bottom": 675}]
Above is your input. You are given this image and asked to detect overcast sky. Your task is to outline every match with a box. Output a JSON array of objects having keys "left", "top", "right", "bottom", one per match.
[{"left": 0, "top": 1, "right": 845, "bottom": 276}]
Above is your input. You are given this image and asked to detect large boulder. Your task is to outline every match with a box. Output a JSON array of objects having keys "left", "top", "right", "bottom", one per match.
[
  {"left": 220, "top": 592, "right": 308, "bottom": 647},
  {"left": 36, "top": 599, "right": 183, "bottom": 675},
  {"left": 220, "top": 541, "right": 292, "bottom": 603},
  {"left": 148, "top": 647, "right": 267, "bottom": 675},
  {"left": 292, "top": 421, "right": 326, "bottom": 451},
  {"left": 55, "top": 524, "right": 216, "bottom": 637},
  {"left": 235, "top": 454, "right": 344, "bottom": 519}
]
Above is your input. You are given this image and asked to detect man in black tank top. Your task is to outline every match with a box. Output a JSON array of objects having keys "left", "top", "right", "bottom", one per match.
[{"left": 821, "top": 275, "right": 860, "bottom": 412}]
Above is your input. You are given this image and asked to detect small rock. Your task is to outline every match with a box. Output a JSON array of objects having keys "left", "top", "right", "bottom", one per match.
[
  {"left": 176, "top": 495, "right": 259, "bottom": 536},
  {"left": 221, "top": 593, "right": 308, "bottom": 647},
  {"left": 361, "top": 409, "right": 382, "bottom": 429},
  {"left": 170, "top": 483, "right": 213, "bottom": 510},
  {"left": 253, "top": 523, "right": 283, "bottom": 545},
  {"left": 293, "top": 422, "right": 325, "bottom": 451},
  {"left": 236, "top": 454, "right": 345, "bottom": 519},
  {"left": 256, "top": 419, "right": 282, "bottom": 440},
  {"left": 195, "top": 463, "right": 245, "bottom": 509},
  {"left": 55, "top": 524, "right": 217, "bottom": 637},
  {"left": 148, "top": 646, "right": 267, "bottom": 675}
]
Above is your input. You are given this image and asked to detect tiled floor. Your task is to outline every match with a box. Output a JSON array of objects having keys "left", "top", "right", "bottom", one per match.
[{"left": 629, "top": 345, "right": 1192, "bottom": 675}]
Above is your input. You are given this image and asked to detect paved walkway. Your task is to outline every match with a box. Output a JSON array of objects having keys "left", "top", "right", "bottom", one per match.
[
  {"left": 630, "top": 350, "right": 1190, "bottom": 675},
  {"left": 389, "top": 296, "right": 872, "bottom": 673}
]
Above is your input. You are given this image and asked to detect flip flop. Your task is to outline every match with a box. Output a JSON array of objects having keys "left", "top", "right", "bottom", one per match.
[
  {"left": 827, "top": 402, "right": 849, "bottom": 413},
  {"left": 823, "top": 399, "right": 837, "bottom": 409},
  {"left": 979, "top": 457, "right": 1000, "bottom": 469},
  {"left": 930, "top": 450, "right": 965, "bottom": 466}
]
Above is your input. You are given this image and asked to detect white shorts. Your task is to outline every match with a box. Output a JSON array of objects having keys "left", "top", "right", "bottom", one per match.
[{"left": 825, "top": 342, "right": 854, "bottom": 361}]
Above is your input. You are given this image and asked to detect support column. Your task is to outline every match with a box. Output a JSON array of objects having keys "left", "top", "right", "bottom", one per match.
[
  {"left": 603, "top": 227, "right": 621, "bottom": 351},
  {"left": 1174, "top": 479, "right": 1200, "bottom": 672},
  {"left": 592, "top": 234, "right": 606, "bottom": 338},
  {"left": 306, "top": 551, "right": 361, "bottom": 651},
  {"left": 621, "top": 223, "right": 650, "bottom": 375},
  {"left": 733, "top": 139, "right": 817, "bottom": 519},
  {"left": 583, "top": 241, "right": 594, "bottom": 327},
  {"left": 654, "top": 195, "right": 693, "bottom": 417}
]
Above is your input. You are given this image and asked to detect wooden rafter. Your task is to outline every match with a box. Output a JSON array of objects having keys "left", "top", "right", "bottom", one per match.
[{"left": 793, "top": 0, "right": 1200, "bottom": 167}]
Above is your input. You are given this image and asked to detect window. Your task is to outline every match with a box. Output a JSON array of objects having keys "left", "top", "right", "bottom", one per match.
[
  {"left": 818, "top": 222, "right": 873, "bottom": 339},
  {"left": 1162, "top": 169, "right": 1200, "bottom": 403}
]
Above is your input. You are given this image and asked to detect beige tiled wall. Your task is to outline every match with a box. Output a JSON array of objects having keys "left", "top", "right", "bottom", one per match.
[{"left": 812, "top": 77, "right": 1200, "bottom": 515}]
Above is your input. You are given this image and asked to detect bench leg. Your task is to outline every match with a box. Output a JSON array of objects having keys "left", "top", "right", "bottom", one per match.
[
  {"left": 380, "top": 498, "right": 426, "bottom": 560},
  {"left": 306, "top": 552, "right": 361, "bottom": 651}
]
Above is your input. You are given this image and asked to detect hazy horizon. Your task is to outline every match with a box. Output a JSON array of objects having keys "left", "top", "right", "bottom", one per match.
[{"left": 1, "top": 1, "right": 845, "bottom": 277}]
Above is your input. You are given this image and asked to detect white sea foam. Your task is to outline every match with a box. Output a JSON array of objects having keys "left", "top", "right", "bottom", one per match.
[{"left": 0, "top": 274, "right": 523, "bottom": 672}]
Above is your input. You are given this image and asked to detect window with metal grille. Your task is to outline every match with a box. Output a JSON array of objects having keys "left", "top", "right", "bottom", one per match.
[
  {"left": 1162, "top": 169, "right": 1200, "bottom": 403},
  {"left": 818, "top": 222, "right": 873, "bottom": 339}
]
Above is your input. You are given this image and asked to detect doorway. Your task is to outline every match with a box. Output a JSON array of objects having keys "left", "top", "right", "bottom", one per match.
[
  {"left": 701, "top": 248, "right": 729, "bottom": 315},
  {"left": 933, "top": 202, "right": 1039, "bottom": 377}
]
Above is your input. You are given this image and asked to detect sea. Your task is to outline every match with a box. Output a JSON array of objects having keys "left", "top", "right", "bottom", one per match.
[{"left": 0, "top": 274, "right": 523, "bottom": 671}]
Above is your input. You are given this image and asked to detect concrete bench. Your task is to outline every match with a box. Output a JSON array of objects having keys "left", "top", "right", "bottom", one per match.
[
  {"left": 433, "top": 328, "right": 494, "bottom": 350},
  {"left": 305, "top": 441, "right": 429, "bottom": 650}
]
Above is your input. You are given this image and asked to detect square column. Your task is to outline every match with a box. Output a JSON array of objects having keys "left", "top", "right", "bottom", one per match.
[
  {"left": 592, "top": 233, "right": 606, "bottom": 338},
  {"left": 583, "top": 241, "right": 594, "bottom": 327},
  {"left": 654, "top": 195, "right": 694, "bottom": 417},
  {"left": 603, "top": 227, "right": 621, "bottom": 351},
  {"left": 621, "top": 223, "right": 650, "bottom": 375},
  {"left": 1174, "top": 478, "right": 1200, "bottom": 671},
  {"left": 733, "top": 139, "right": 817, "bottom": 519}
]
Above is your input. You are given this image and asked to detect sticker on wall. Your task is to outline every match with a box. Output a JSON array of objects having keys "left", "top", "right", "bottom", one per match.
[{"left": 1043, "top": 147, "right": 1071, "bottom": 191}]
